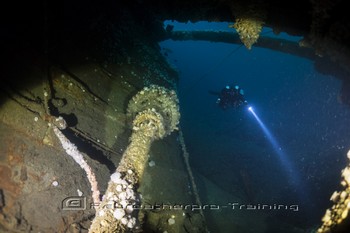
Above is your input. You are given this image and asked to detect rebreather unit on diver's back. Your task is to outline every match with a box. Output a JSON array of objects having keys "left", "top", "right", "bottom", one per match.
[{"left": 210, "top": 84, "right": 248, "bottom": 110}]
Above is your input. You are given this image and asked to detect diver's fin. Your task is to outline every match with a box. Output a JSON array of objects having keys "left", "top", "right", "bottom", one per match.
[{"left": 208, "top": 90, "right": 220, "bottom": 96}]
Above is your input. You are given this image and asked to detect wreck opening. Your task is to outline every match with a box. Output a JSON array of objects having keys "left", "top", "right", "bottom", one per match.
[
  {"left": 1, "top": 1, "right": 350, "bottom": 233},
  {"left": 159, "top": 21, "right": 350, "bottom": 232}
]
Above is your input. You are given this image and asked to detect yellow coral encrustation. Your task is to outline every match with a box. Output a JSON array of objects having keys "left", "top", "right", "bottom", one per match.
[
  {"left": 127, "top": 84, "right": 180, "bottom": 137},
  {"left": 230, "top": 17, "right": 264, "bottom": 50},
  {"left": 132, "top": 109, "right": 166, "bottom": 139},
  {"left": 317, "top": 149, "right": 350, "bottom": 233},
  {"left": 229, "top": 2, "right": 266, "bottom": 50}
]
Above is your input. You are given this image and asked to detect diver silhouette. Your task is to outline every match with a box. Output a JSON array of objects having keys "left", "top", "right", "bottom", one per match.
[{"left": 210, "top": 85, "right": 247, "bottom": 110}]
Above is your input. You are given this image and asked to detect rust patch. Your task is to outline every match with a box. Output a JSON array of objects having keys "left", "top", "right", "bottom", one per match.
[
  {"left": 7, "top": 154, "right": 23, "bottom": 167},
  {"left": 0, "top": 165, "right": 21, "bottom": 196},
  {"left": 6, "top": 142, "right": 25, "bottom": 167}
]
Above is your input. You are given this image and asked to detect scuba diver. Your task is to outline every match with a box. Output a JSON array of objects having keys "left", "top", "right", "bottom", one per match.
[{"left": 210, "top": 84, "right": 248, "bottom": 110}]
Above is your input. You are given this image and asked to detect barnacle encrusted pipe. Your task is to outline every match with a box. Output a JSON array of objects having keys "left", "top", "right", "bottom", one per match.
[
  {"left": 89, "top": 85, "right": 180, "bottom": 233},
  {"left": 317, "top": 149, "right": 350, "bottom": 233}
]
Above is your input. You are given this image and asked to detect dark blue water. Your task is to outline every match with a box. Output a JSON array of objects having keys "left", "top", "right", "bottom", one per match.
[{"left": 160, "top": 21, "right": 350, "bottom": 233}]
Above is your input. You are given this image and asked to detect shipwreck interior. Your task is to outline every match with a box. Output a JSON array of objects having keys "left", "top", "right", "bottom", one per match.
[{"left": 1, "top": 0, "right": 350, "bottom": 233}]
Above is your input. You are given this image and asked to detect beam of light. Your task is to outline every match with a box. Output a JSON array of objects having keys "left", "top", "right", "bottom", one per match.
[
  {"left": 247, "top": 106, "right": 299, "bottom": 185},
  {"left": 247, "top": 105, "right": 311, "bottom": 210}
]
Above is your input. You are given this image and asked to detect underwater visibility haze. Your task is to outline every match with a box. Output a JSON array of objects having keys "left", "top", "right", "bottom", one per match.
[
  {"left": 160, "top": 21, "right": 350, "bottom": 232},
  {"left": 2, "top": 4, "right": 350, "bottom": 231}
]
